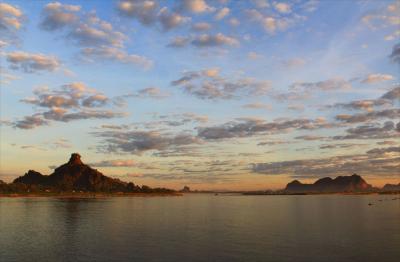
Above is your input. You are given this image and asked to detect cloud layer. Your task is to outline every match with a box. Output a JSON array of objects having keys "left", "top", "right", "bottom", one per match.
[
  {"left": 6, "top": 51, "right": 61, "bottom": 73},
  {"left": 39, "top": 2, "right": 152, "bottom": 69},
  {"left": 172, "top": 69, "right": 270, "bottom": 99},
  {"left": 14, "top": 82, "right": 126, "bottom": 129},
  {"left": 252, "top": 147, "right": 400, "bottom": 177}
]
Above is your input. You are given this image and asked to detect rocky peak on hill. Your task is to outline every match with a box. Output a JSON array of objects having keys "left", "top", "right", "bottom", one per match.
[
  {"left": 8, "top": 153, "right": 174, "bottom": 193},
  {"left": 46, "top": 153, "right": 128, "bottom": 191},
  {"left": 285, "top": 174, "right": 372, "bottom": 193},
  {"left": 68, "top": 153, "right": 83, "bottom": 165},
  {"left": 52, "top": 153, "right": 91, "bottom": 176},
  {"left": 14, "top": 155, "right": 113, "bottom": 191}
]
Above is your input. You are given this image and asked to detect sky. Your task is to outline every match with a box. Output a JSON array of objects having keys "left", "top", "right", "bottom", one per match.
[{"left": 0, "top": 0, "right": 399, "bottom": 190}]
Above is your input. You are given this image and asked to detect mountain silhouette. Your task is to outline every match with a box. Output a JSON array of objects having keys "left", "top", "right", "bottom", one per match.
[
  {"left": 285, "top": 174, "right": 372, "bottom": 193},
  {"left": 8, "top": 153, "right": 173, "bottom": 193},
  {"left": 382, "top": 183, "right": 400, "bottom": 191},
  {"left": 14, "top": 170, "right": 47, "bottom": 185}
]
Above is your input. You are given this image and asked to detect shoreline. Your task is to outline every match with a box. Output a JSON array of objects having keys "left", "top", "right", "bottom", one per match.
[
  {"left": 242, "top": 192, "right": 400, "bottom": 196},
  {"left": 0, "top": 192, "right": 182, "bottom": 198},
  {"left": 1, "top": 191, "right": 399, "bottom": 198}
]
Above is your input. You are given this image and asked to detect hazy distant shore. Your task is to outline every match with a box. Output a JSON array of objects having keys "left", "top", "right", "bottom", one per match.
[
  {"left": 2, "top": 191, "right": 399, "bottom": 198},
  {"left": 0, "top": 192, "right": 182, "bottom": 198},
  {"left": 242, "top": 191, "right": 400, "bottom": 196}
]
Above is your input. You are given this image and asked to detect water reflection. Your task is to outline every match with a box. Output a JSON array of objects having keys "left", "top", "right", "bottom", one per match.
[{"left": 0, "top": 195, "right": 399, "bottom": 262}]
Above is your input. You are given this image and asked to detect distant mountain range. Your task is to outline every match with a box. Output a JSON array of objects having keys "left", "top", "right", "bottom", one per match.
[
  {"left": 0, "top": 153, "right": 174, "bottom": 194},
  {"left": 0, "top": 154, "right": 399, "bottom": 194},
  {"left": 382, "top": 183, "right": 400, "bottom": 191},
  {"left": 285, "top": 174, "right": 378, "bottom": 193}
]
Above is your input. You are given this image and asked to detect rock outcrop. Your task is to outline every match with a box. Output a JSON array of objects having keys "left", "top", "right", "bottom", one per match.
[
  {"left": 14, "top": 170, "right": 47, "bottom": 185},
  {"left": 285, "top": 174, "right": 372, "bottom": 193},
  {"left": 180, "top": 186, "right": 191, "bottom": 192},
  {"left": 382, "top": 183, "right": 400, "bottom": 191},
  {"left": 8, "top": 153, "right": 174, "bottom": 193}
]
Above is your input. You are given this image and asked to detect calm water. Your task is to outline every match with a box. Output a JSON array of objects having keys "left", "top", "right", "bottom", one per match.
[{"left": 0, "top": 194, "right": 399, "bottom": 262}]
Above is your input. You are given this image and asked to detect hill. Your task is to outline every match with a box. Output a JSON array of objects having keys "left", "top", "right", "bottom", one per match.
[
  {"left": 2, "top": 153, "right": 174, "bottom": 194},
  {"left": 285, "top": 174, "right": 373, "bottom": 193},
  {"left": 382, "top": 183, "right": 400, "bottom": 191}
]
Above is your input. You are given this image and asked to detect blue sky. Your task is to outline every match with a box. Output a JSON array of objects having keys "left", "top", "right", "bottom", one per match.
[{"left": 0, "top": 0, "right": 399, "bottom": 190}]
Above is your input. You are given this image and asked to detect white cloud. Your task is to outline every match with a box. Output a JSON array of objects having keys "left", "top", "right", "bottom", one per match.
[
  {"left": 0, "top": 67, "right": 19, "bottom": 85},
  {"left": 168, "top": 33, "right": 239, "bottom": 48},
  {"left": 93, "top": 129, "right": 202, "bottom": 155},
  {"left": 191, "top": 33, "right": 239, "bottom": 47},
  {"left": 203, "top": 68, "right": 219, "bottom": 77},
  {"left": 361, "top": 74, "right": 394, "bottom": 84},
  {"left": 67, "top": 22, "right": 126, "bottom": 48},
  {"left": 242, "top": 102, "right": 272, "bottom": 110},
  {"left": 81, "top": 46, "right": 153, "bottom": 69},
  {"left": 172, "top": 69, "right": 271, "bottom": 100},
  {"left": 40, "top": 2, "right": 80, "bottom": 31},
  {"left": 251, "top": 0, "right": 269, "bottom": 8},
  {"left": 214, "top": 7, "right": 230, "bottom": 20},
  {"left": 131, "top": 87, "right": 170, "bottom": 99},
  {"left": 290, "top": 77, "right": 352, "bottom": 91},
  {"left": 246, "top": 9, "right": 305, "bottom": 34},
  {"left": 180, "top": 0, "right": 214, "bottom": 13},
  {"left": 282, "top": 58, "right": 306, "bottom": 68},
  {"left": 39, "top": 3, "right": 154, "bottom": 70},
  {"left": 0, "top": 3, "right": 23, "bottom": 30},
  {"left": 301, "top": 0, "right": 319, "bottom": 13},
  {"left": 198, "top": 117, "right": 335, "bottom": 140},
  {"left": 6, "top": 51, "right": 61, "bottom": 73},
  {"left": 361, "top": 2, "right": 400, "bottom": 30},
  {"left": 13, "top": 115, "right": 49, "bottom": 129},
  {"left": 384, "top": 30, "right": 400, "bottom": 41},
  {"left": 229, "top": 18, "right": 240, "bottom": 26},
  {"left": 0, "top": 39, "right": 8, "bottom": 48},
  {"left": 191, "top": 22, "right": 211, "bottom": 31},
  {"left": 273, "top": 2, "right": 291, "bottom": 14},
  {"left": 167, "top": 36, "right": 190, "bottom": 47},
  {"left": 247, "top": 52, "right": 263, "bottom": 59},
  {"left": 90, "top": 159, "right": 136, "bottom": 167},
  {"left": 158, "top": 7, "right": 190, "bottom": 31},
  {"left": 14, "top": 82, "right": 127, "bottom": 129},
  {"left": 117, "top": 0, "right": 158, "bottom": 24}
]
